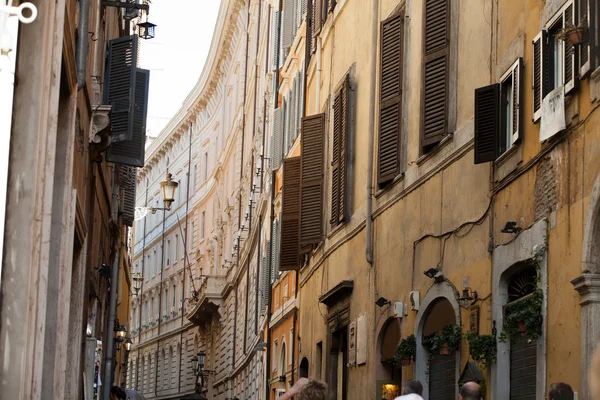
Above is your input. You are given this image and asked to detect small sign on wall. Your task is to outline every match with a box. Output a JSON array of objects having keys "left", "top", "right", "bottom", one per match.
[
  {"left": 469, "top": 307, "right": 480, "bottom": 334},
  {"left": 348, "top": 320, "right": 357, "bottom": 366},
  {"left": 356, "top": 315, "right": 367, "bottom": 365},
  {"left": 540, "top": 86, "right": 566, "bottom": 142}
]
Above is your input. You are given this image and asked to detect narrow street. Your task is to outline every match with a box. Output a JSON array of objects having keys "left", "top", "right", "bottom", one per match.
[{"left": 1, "top": 1, "right": 600, "bottom": 400}]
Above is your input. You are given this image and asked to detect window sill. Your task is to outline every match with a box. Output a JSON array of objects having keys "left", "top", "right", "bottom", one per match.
[
  {"left": 495, "top": 144, "right": 518, "bottom": 167},
  {"left": 590, "top": 67, "right": 600, "bottom": 102},
  {"left": 374, "top": 172, "right": 405, "bottom": 199},
  {"left": 416, "top": 134, "right": 454, "bottom": 166},
  {"left": 493, "top": 143, "right": 523, "bottom": 184},
  {"left": 327, "top": 220, "right": 347, "bottom": 240}
]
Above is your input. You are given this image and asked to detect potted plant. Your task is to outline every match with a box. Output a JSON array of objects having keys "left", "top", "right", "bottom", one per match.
[
  {"left": 432, "top": 324, "right": 462, "bottom": 355},
  {"left": 499, "top": 289, "right": 543, "bottom": 343},
  {"left": 394, "top": 334, "right": 416, "bottom": 367},
  {"left": 465, "top": 332, "right": 497, "bottom": 369}
]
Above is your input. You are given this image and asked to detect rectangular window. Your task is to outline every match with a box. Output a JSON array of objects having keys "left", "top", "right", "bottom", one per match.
[
  {"left": 164, "top": 288, "right": 168, "bottom": 317},
  {"left": 174, "top": 234, "right": 179, "bottom": 261},
  {"left": 280, "top": 158, "right": 301, "bottom": 271},
  {"left": 150, "top": 298, "right": 154, "bottom": 323},
  {"left": 203, "top": 153, "right": 208, "bottom": 180},
  {"left": 166, "top": 239, "right": 171, "bottom": 266},
  {"left": 193, "top": 164, "right": 198, "bottom": 191},
  {"left": 182, "top": 227, "right": 187, "bottom": 259},
  {"left": 201, "top": 211, "right": 206, "bottom": 240},
  {"left": 172, "top": 285, "right": 176, "bottom": 313},
  {"left": 152, "top": 250, "right": 157, "bottom": 277},
  {"left": 146, "top": 255, "right": 151, "bottom": 280},
  {"left": 316, "top": 342, "right": 323, "bottom": 380},
  {"left": 473, "top": 58, "right": 523, "bottom": 164},
  {"left": 191, "top": 221, "right": 196, "bottom": 249}
]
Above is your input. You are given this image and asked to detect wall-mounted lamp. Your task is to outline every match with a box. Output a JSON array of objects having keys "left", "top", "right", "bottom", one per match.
[
  {"left": 458, "top": 287, "right": 478, "bottom": 307},
  {"left": 132, "top": 272, "right": 143, "bottom": 296},
  {"left": 138, "top": 20, "right": 157, "bottom": 40},
  {"left": 424, "top": 268, "right": 444, "bottom": 283},
  {"left": 97, "top": 263, "right": 111, "bottom": 278},
  {"left": 501, "top": 221, "right": 521, "bottom": 234},
  {"left": 277, "top": 375, "right": 287, "bottom": 391},
  {"left": 254, "top": 342, "right": 268, "bottom": 352},
  {"left": 375, "top": 297, "right": 391, "bottom": 308}
]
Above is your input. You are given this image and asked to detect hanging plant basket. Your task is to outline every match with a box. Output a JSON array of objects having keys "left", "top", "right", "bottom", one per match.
[
  {"left": 555, "top": 23, "right": 588, "bottom": 46},
  {"left": 400, "top": 357, "right": 412, "bottom": 366},
  {"left": 431, "top": 324, "right": 462, "bottom": 355},
  {"left": 465, "top": 332, "right": 497, "bottom": 370},
  {"left": 439, "top": 342, "right": 451, "bottom": 355},
  {"left": 500, "top": 290, "right": 543, "bottom": 343},
  {"left": 393, "top": 334, "right": 416, "bottom": 368},
  {"left": 517, "top": 321, "right": 526, "bottom": 333}
]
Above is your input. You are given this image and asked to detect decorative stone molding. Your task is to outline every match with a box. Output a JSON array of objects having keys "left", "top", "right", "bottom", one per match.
[
  {"left": 89, "top": 105, "right": 112, "bottom": 162},
  {"left": 591, "top": 68, "right": 600, "bottom": 103}
]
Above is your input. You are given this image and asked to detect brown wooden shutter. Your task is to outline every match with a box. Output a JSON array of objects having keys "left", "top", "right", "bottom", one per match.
[
  {"left": 306, "top": 0, "right": 313, "bottom": 56},
  {"left": 120, "top": 166, "right": 137, "bottom": 227},
  {"left": 532, "top": 31, "right": 548, "bottom": 122},
  {"left": 378, "top": 13, "right": 403, "bottom": 184},
  {"left": 421, "top": 0, "right": 449, "bottom": 149},
  {"left": 280, "top": 157, "right": 301, "bottom": 271},
  {"left": 300, "top": 114, "right": 325, "bottom": 248},
  {"left": 512, "top": 58, "right": 523, "bottom": 142},
  {"left": 564, "top": 3, "right": 576, "bottom": 94},
  {"left": 332, "top": 76, "right": 349, "bottom": 225},
  {"left": 474, "top": 83, "right": 500, "bottom": 164},
  {"left": 579, "top": 0, "right": 591, "bottom": 76},
  {"left": 313, "top": 0, "right": 323, "bottom": 41}
]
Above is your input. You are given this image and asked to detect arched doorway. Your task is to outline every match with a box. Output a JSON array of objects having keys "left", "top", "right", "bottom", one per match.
[
  {"left": 376, "top": 318, "right": 402, "bottom": 400},
  {"left": 414, "top": 282, "right": 461, "bottom": 400},
  {"left": 299, "top": 357, "right": 309, "bottom": 379}
]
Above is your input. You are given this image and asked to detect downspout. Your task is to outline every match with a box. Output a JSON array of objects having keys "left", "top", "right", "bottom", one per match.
[
  {"left": 154, "top": 206, "right": 166, "bottom": 396},
  {"left": 136, "top": 178, "right": 149, "bottom": 390},
  {"left": 265, "top": 170, "right": 276, "bottom": 400},
  {"left": 260, "top": 5, "right": 271, "bottom": 194},
  {"left": 102, "top": 166, "right": 121, "bottom": 400},
  {"left": 76, "top": 0, "right": 90, "bottom": 89},
  {"left": 290, "top": 272, "right": 298, "bottom": 386},
  {"left": 365, "top": 0, "right": 379, "bottom": 265},
  {"left": 179, "top": 122, "right": 193, "bottom": 393},
  {"left": 92, "top": 0, "right": 103, "bottom": 102}
]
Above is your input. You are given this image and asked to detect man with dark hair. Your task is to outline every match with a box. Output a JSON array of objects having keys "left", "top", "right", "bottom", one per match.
[
  {"left": 109, "top": 386, "right": 127, "bottom": 400},
  {"left": 549, "top": 382, "right": 574, "bottom": 400},
  {"left": 459, "top": 381, "right": 482, "bottom": 400},
  {"left": 402, "top": 380, "right": 423, "bottom": 396}
]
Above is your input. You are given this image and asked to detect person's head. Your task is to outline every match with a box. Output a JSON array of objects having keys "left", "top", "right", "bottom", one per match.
[
  {"left": 297, "top": 379, "right": 328, "bottom": 400},
  {"left": 402, "top": 380, "right": 423, "bottom": 396},
  {"left": 592, "top": 346, "right": 600, "bottom": 400},
  {"left": 109, "top": 386, "right": 127, "bottom": 400},
  {"left": 548, "top": 382, "right": 574, "bottom": 400},
  {"left": 459, "top": 381, "right": 482, "bottom": 400}
]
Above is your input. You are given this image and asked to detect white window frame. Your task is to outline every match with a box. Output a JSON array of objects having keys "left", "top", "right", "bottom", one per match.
[
  {"left": 499, "top": 58, "right": 522, "bottom": 154},
  {"left": 545, "top": 0, "right": 576, "bottom": 93}
]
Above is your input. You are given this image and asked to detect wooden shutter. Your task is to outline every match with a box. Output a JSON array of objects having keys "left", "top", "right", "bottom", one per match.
[
  {"left": 564, "top": 3, "right": 577, "bottom": 94},
  {"left": 104, "top": 35, "right": 138, "bottom": 143},
  {"left": 429, "top": 352, "right": 456, "bottom": 400},
  {"left": 532, "top": 31, "right": 547, "bottom": 123},
  {"left": 474, "top": 83, "right": 500, "bottom": 164},
  {"left": 106, "top": 68, "right": 149, "bottom": 167},
  {"left": 260, "top": 247, "right": 270, "bottom": 313},
  {"left": 271, "top": 107, "right": 283, "bottom": 170},
  {"left": 280, "top": 157, "right": 301, "bottom": 271},
  {"left": 271, "top": 220, "right": 280, "bottom": 282},
  {"left": 282, "top": 0, "right": 295, "bottom": 49},
  {"left": 421, "top": 0, "right": 449, "bottom": 149},
  {"left": 300, "top": 114, "right": 325, "bottom": 248},
  {"left": 510, "top": 335, "right": 537, "bottom": 399},
  {"left": 328, "top": 0, "right": 336, "bottom": 13},
  {"left": 283, "top": 95, "right": 290, "bottom": 152},
  {"left": 313, "top": 0, "right": 323, "bottom": 41},
  {"left": 512, "top": 58, "right": 524, "bottom": 144},
  {"left": 332, "top": 76, "right": 349, "bottom": 226},
  {"left": 306, "top": 0, "right": 314, "bottom": 55},
  {"left": 378, "top": 13, "right": 403, "bottom": 184},
  {"left": 120, "top": 165, "right": 137, "bottom": 227},
  {"left": 272, "top": 10, "right": 281, "bottom": 70},
  {"left": 580, "top": 0, "right": 591, "bottom": 76}
]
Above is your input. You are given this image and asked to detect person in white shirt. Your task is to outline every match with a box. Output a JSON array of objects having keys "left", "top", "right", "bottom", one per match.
[{"left": 394, "top": 380, "right": 424, "bottom": 400}]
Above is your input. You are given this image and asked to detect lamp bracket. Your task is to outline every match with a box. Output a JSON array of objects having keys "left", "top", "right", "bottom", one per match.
[{"left": 102, "top": 1, "right": 149, "bottom": 12}]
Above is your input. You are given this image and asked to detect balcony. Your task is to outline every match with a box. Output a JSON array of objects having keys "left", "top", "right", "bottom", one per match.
[{"left": 186, "top": 275, "right": 226, "bottom": 326}]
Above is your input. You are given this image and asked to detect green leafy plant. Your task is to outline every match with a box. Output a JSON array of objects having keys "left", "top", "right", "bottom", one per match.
[
  {"left": 431, "top": 324, "right": 462, "bottom": 353},
  {"left": 393, "top": 334, "right": 416, "bottom": 367},
  {"left": 499, "top": 289, "right": 543, "bottom": 343},
  {"left": 465, "top": 332, "right": 497, "bottom": 369}
]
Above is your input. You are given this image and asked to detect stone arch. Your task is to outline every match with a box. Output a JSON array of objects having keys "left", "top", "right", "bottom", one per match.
[
  {"left": 299, "top": 357, "right": 309, "bottom": 378},
  {"left": 581, "top": 171, "right": 600, "bottom": 274},
  {"left": 414, "top": 280, "right": 461, "bottom": 400},
  {"left": 280, "top": 340, "right": 287, "bottom": 377}
]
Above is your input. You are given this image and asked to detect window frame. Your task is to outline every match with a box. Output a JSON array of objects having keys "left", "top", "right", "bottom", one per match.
[
  {"left": 498, "top": 58, "right": 522, "bottom": 156},
  {"left": 545, "top": 0, "right": 576, "bottom": 93}
]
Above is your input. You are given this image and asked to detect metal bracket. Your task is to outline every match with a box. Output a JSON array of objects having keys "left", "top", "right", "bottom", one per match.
[{"left": 101, "top": 1, "right": 149, "bottom": 12}]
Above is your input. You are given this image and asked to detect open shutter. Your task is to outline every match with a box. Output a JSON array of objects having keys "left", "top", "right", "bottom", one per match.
[
  {"left": 270, "top": 221, "right": 280, "bottom": 283},
  {"left": 272, "top": 10, "right": 281, "bottom": 70},
  {"left": 120, "top": 166, "right": 137, "bottom": 227},
  {"left": 300, "top": 114, "right": 325, "bottom": 248},
  {"left": 271, "top": 108, "right": 284, "bottom": 170},
  {"left": 104, "top": 35, "right": 138, "bottom": 143},
  {"left": 302, "top": 0, "right": 308, "bottom": 19},
  {"left": 282, "top": 0, "right": 295, "bottom": 50},
  {"left": 283, "top": 96, "right": 290, "bottom": 152},
  {"left": 421, "top": 0, "right": 449, "bottom": 149},
  {"left": 260, "top": 246, "right": 270, "bottom": 313},
  {"left": 532, "top": 31, "right": 547, "bottom": 123},
  {"left": 512, "top": 58, "right": 524, "bottom": 144},
  {"left": 313, "top": 0, "right": 323, "bottom": 41},
  {"left": 280, "top": 157, "right": 301, "bottom": 271},
  {"left": 378, "top": 13, "right": 403, "bottom": 184},
  {"left": 306, "top": 0, "right": 314, "bottom": 55},
  {"left": 332, "top": 76, "right": 349, "bottom": 226},
  {"left": 474, "top": 83, "right": 500, "bottom": 164},
  {"left": 564, "top": 3, "right": 577, "bottom": 94},
  {"left": 106, "top": 68, "right": 149, "bottom": 167},
  {"left": 580, "top": 0, "right": 591, "bottom": 76}
]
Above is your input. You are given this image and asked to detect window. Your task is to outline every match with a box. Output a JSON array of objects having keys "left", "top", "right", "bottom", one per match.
[
  {"left": 332, "top": 76, "right": 350, "bottom": 225},
  {"left": 164, "top": 288, "right": 169, "bottom": 317},
  {"left": 143, "top": 302, "right": 148, "bottom": 326},
  {"left": 150, "top": 298, "right": 154, "bottom": 323},
  {"left": 579, "top": 0, "right": 591, "bottom": 77},
  {"left": 378, "top": 12, "right": 404, "bottom": 185},
  {"left": 532, "top": 1, "right": 576, "bottom": 122},
  {"left": 182, "top": 228, "right": 186, "bottom": 259},
  {"left": 203, "top": 153, "right": 208, "bottom": 180},
  {"left": 473, "top": 58, "right": 523, "bottom": 164},
  {"left": 421, "top": 0, "right": 450, "bottom": 152},
  {"left": 193, "top": 164, "right": 198, "bottom": 191},
  {"left": 146, "top": 255, "right": 151, "bottom": 280},
  {"left": 166, "top": 239, "right": 171, "bottom": 266},
  {"left": 152, "top": 250, "right": 157, "bottom": 277},
  {"left": 172, "top": 285, "right": 176, "bottom": 313},
  {"left": 174, "top": 234, "right": 179, "bottom": 261},
  {"left": 191, "top": 221, "right": 196, "bottom": 249},
  {"left": 201, "top": 211, "right": 206, "bottom": 240}
]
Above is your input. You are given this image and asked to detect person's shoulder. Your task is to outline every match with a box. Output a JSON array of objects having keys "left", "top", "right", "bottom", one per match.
[{"left": 394, "top": 395, "right": 424, "bottom": 400}]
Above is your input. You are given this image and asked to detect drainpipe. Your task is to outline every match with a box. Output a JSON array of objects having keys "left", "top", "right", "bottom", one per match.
[
  {"left": 92, "top": 0, "right": 103, "bottom": 103},
  {"left": 102, "top": 166, "right": 121, "bottom": 400},
  {"left": 135, "top": 178, "right": 149, "bottom": 390},
  {"left": 265, "top": 170, "right": 276, "bottom": 400},
  {"left": 76, "top": 0, "right": 90, "bottom": 89},
  {"left": 154, "top": 205, "right": 166, "bottom": 396},
  {"left": 365, "top": 0, "right": 379, "bottom": 265}
]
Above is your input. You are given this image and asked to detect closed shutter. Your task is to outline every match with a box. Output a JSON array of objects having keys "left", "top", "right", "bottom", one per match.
[
  {"left": 280, "top": 157, "right": 301, "bottom": 271},
  {"left": 120, "top": 165, "right": 137, "bottom": 227},
  {"left": 332, "top": 76, "right": 349, "bottom": 226},
  {"left": 272, "top": 10, "right": 281, "bottom": 70},
  {"left": 282, "top": 0, "right": 295, "bottom": 49},
  {"left": 300, "top": 114, "right": 325, "bottom": 248},
  {"left": 429, "top": 352, "right": 456, "bottom": 400},
  {"left": 283, "top": 95, "right": 290, "bottom": 152},
  {"left": 580, "top": 0, "right": 591, "bottom": 76},
  {"left": 301, "top": 0, "right": 307, "bottom": 19},
  {"left": 474, "top": 83, "right": 500, "bottom": 164},
  {"left": 421, "top": 0, "right": 449, "bottom": 149},
  {"left": 378, "top": 13, "right": 403, "bottom": 184},
  {"left": 272, "top": 108, "right": 283, "bottom": 170},
  {"left": 509, "top": 335, "right": 537, "bottom": 400},
  {"left": 532, "top": 31, "right": 548, "bottom": 123},
  {"left": 313, "top": 0, "right": 323, "bottom": 41},
  {"left": 328, "top": 0, "right": 336, "bottom": 13},
  {"left": 306, "top": 0, "right": 313, "bottom": 55},
  {"left": 270, "top": 220, "right": 280, "bottom": 283},
  {"left": 104, "top": 35, "right": 138, "bottom": 143},
  {"left": 290, "top": 79, "right": 297, "bottom": 143},
  {"left": 296, "top": 0, "right": 303, "bottom": 29},
  {"left": 564, "top": 3, "right": 577, "bottom": 94},
  {"left": 106, "top": 68, "right": 149, "bottom": 167},
  {"left": 260, "top": 249, "right": 270, "bottom": 313}
]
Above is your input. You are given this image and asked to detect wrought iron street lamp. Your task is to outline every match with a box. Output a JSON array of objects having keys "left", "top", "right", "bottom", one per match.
[
  {"left": 132, "top": 272, "right": 143, "bottom": 296},
  {"left": 134, "top": 173, "right": 179, "bottom": 220},
  {"left": 138, "top": 21, "right": 156, "bottom": 40},
  {"left": 124, "top": 337, "right": 133, "bottom": 352},
  {"left": 114, "top": 323, "right": 127, "bottom": 350}
]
